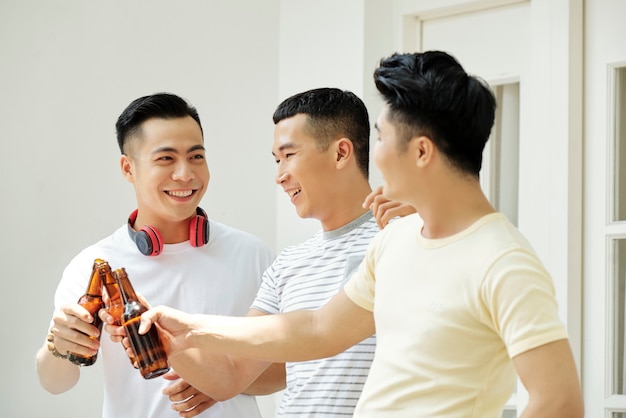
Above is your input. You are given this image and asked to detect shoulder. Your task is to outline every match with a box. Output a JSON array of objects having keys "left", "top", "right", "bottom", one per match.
[
  {"left": 208, "top": 219, "right": 273, "bottom": 254},
  {"left": 476, "top": 214, "right": 540, "bottom": 260},
  {"left": 209, "top": 219, "right": 260, "bottom": 241},
  {"left": 284, "top": 229, "right": 322, "bottom": 250},
  {"left": 377, "top": 213, "right": 422, "bottom": 241},
  {"left": 67, "top": 226, "right": 126, "bottom": 265}
]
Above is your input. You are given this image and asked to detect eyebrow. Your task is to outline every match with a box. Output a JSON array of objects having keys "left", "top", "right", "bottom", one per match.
[
  {"left": 271, "top": 142, "right": 298, "bottom": 157},
  {"left": 152, "top": 144, "right": 206, "bottom": 155},
  {"left": 374, "top": 123, "right": 380, "bottom": 132}
]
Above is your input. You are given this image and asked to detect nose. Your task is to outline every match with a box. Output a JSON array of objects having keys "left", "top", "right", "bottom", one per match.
[
  {"left": 275, "top": 164, "right": 288, "bottom": 185},
  {"left": 173, "top": 161, "right": 194, "bottom": 181}
]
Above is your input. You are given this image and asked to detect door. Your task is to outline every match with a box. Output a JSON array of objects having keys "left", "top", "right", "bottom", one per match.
[{"left": 583, "top": 0, "right": 626, "bottom": 416}]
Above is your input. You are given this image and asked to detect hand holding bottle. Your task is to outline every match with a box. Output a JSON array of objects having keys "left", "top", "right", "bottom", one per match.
[
  {"left": 67, "top": 259, "right": 106, "bottom": 366},
  {"left": 100, "top": 289, "right": 151, "bottom": 368},
  {"left": 49, "top": 303, "right": 101, "bottom": 360},
  {"left": 137, "top": 305, "right": 199, "bottom": 358},
  {"left": 115, "top": 267, "right": 170, "bottom": 379}
]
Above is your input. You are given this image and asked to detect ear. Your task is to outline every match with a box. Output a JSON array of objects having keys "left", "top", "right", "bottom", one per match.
[
  {"left": 120, "top": 154, "right": 135, "bottom": 183},
  {"left": 334, "top": 137, "right": 354, "bottom": 168},
  {"left": 413, "top": 136, "right": 435, "bottom": 168}
]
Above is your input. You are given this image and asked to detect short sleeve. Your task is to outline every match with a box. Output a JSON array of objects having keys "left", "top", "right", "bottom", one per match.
[
  {"left": 343, "top": 234, "right": 381, "bottom": 312},
  {"left": 250, "top": 263, "right": 280, "bottom": 314},
  {"left": 481, "top": 248, "right": 569, "bottom": 358}
]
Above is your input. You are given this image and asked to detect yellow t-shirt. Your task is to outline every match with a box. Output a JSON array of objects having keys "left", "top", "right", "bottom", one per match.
[{"left": 344, "top": 212, "right": 568, "bottom": 418}]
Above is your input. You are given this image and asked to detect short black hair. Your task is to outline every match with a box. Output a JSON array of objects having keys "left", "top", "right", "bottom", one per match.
[
  {"left": 115, "top": 93, "right": 203, "bottom": 155},
  {"left": 273, "top": 87, "right": 370, "bottom": 178},
  {"left": 374, "top": 51, "right": 496, "bottom": 176}
]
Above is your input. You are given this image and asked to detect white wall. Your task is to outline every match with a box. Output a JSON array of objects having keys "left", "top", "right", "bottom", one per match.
[
  {"left": 0, "top": 1, "right": 397, "bottom": 416},
  {"left": 0, "top": 1, "right": 279, "bottom": 416}
]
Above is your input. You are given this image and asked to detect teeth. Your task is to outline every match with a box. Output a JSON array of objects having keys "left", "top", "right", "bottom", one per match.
[
  {"left": 168, "top": 190, "right": 193, "bottom": 197},
  {"left": 287, "top": 188, "right": 301, "bottom": 198}
]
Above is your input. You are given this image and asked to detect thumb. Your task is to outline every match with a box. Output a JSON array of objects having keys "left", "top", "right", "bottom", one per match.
[{"left": 138, "top": 308, "right": 159, "bottom": 335}]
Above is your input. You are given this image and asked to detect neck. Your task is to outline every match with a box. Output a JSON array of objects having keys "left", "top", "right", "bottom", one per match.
[
  {"left": 414, "top": 174, "right": 495, "bottom": 239},
  {"left": 133, "top": 212, "right": 194, "bottom": 244},
  {"left": 319, "top": 179, "right": 373, "bottom": 232}
]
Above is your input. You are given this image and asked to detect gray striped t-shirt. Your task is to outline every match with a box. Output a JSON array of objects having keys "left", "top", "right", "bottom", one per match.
[{"left": 252, "top": 211, "right": 379, "bottom": 417}]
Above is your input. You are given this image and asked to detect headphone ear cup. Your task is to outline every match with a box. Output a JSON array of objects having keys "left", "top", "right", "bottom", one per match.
[
  {"left": 189, "top": 215, "right": 207, "bottom": 247},
  {"left": 139, "top": 225, "right": 163, "bottom": 256},
  {"left": 127, "top": 209, "right": 163, "bottom": 256}
]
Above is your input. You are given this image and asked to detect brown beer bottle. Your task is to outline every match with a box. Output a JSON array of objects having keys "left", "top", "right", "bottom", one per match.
[
  {"left": 101, "top": 261, "right": 123, "bottom": 326},
  {"left": 114, "top": 267, "right": 170, "bottom": 379},
  {"left": 67, "top": 258, "right": 107, "bottom": 366},
  {"left": 101, "top": 262, "right": 137, "bottom": 367}
]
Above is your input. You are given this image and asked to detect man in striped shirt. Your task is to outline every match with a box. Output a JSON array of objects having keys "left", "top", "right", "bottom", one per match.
[{"left": 245, "top": 87, "right": 382, "bottom": 416}]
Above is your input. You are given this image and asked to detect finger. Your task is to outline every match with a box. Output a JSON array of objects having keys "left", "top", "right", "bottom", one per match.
[
  {"left": 163, "top": 378, "right": 190, "bottom": 399},
  {"left": 162, "top": 370, "right": 181, "bottom": 381},
  {"left": 169, "top": 389, "right": 215, "bottom": 412},
  {"left": 120, "top": 337, "right": 138, "bottom": 366},
  {"left": 103, "top": 323, "right": 126, "bottom": 343},
  {"left": 175, "top": 396, "right": 217, "bottom": 418},
  {"left": 98, "top": 308, "right": 110, "bottom": 323},
  {"left": 55, "top": 321, "right": 102, "bottom": 349},
  {"left": 61, "top": 304, "right": 96, "bottom": 326},
  {"left": 362, "top": 186, "right": 384, "bottom": 209},
  {"left": 54, "top": 330, "right": 100, "bottom": 356},
  {"left": 373, "top": 201, "right": 401, "bottom": 228},
  {"left": 138, "top": 309, "right": 159, "bottom": 334},
  {"left": 99, "top": 307, "right": 118, "bottom": 325}
]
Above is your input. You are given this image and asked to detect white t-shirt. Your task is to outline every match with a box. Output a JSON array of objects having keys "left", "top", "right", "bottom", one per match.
[
  {"left": 53, "top": 220, "right": 274, "bottom": 418},
  {"left": 252, "top": 211, "right": 379, "bottom": 417},
  {"left": 344, "top": 212, "right": 568, "bottom": 418}
]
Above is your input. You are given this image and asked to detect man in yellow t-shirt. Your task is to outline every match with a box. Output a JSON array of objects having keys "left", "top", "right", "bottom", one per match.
[{"left": 138, "top": 51, "right": 584, "bottom": 418}]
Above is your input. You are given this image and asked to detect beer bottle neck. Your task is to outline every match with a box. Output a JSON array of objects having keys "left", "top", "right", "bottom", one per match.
[
  {"left": 114, "top": 268, "right": 139, "bottom": 305},
  {"left": 85, "top": 261, "right": 104, "bottom": 297}
]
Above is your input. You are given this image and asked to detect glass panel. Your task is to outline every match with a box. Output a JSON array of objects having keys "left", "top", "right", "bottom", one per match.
[
  {"left": 614, "top": 67, "right": 626, "bottom": 221},
  {"left": 613, "top": 238, "right": 626, "bottom": 394},
  {"left": 481, "top": 82, "right": 520, "bottom": 226},
  {"left": 501, "top": 409, "right": 516, "bottom": 418},
  {"left": 612, "top": 413, "right": 626, "bottom": 418}
]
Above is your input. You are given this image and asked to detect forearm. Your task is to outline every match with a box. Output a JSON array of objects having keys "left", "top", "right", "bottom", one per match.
[
  {"left": 520, "top": 395, "right": 584, "bottom": 418},
  {"left": 514, "top": 340, "right": 584, "bottom": 418},
  {"left": 188, "top": 309, "right": 345, "bottom": 362},
  {"left": 35, "top": 344, "right": 80, "bottom": 394},
  {"left": 242, "top": 362, "right": 286, "bottom": 396},
  {"left": 169, "top": 348, "right": 272, "bottom": 401},
  {"left": 145, "top": 292, "right": 374, "bottom": 366}
]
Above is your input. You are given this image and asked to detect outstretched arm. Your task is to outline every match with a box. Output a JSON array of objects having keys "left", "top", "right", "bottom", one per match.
[
  {"left": 102, "top": 303, "right": 285, "bottom": 400},
  {"left": 140, "top": 290, "right": 375, "bottom": 364},
  {"left": 240, "top": 308, "right": 286, "bottom": 396},
  {"left": 163, "top": 308, "right": 286, "bottom": 400}
]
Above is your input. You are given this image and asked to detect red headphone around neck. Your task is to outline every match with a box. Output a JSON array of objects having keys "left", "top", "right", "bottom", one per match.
[{"left": 126, "top": 207, "right": 210, "bottom": 256}]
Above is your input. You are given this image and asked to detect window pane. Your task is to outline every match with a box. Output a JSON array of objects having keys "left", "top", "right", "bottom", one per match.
[
  {"left": 481, "top": 82, "right": 520, "bottom": 225},
  {"left": 613, "top": 413, "right": 626, "bottom": 418},
  {"left": 614, "top": 67, "right": 626, "bottom": 220},
  {"left": 613, "top": 238, "right": 626, "bottom": 394},
  {"left": 501, "top": 409, "right": 516, "bottom": 418}
]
